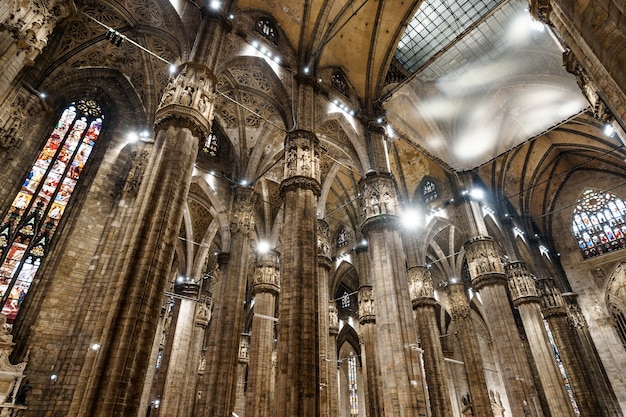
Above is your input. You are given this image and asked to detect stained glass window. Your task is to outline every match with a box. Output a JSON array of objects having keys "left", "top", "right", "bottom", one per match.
[
  {"left": 0, "top": 100, "right": 103, "bottom": 323},
  {"left": 337, "top": 227, "right": 348, "bottom": 248},
  {"left": 348, "top": 352, "right": 359, "bottom": 417},
  {"left": 202, "top": 131, "right": 218, "bottom": 157},
  {"left": 423, "top": 180, "right": 438, "bottom": 202},
  {"left": 572, "top": 190, "right": 626, "bottom": 259},
  {"left": 608, "top": 303, "right": 626, "bottom": 350},
  {"left": 332, "top": 72, "right": 349, "bottom": 97},
  {"left": 544, "top": 320, "right": 580, "bottom": 414},
  {"left": 256, "top": 18, "right": 278, "bottom": 45},
  {"left": 341, "top": 291, "right": 350, "bottom": 309}
]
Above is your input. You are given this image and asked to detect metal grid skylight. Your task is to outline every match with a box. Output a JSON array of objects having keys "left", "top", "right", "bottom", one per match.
[{"left": 395, "top": 0, "right": 505, "bottom": 73}]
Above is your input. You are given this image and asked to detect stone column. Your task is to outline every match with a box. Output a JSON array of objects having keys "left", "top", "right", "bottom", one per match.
[
  {"left": 64, "top": 62, "right": 213, "bottom": 417},
  {"left": 185, "top": 294, "right": 211, "bottom": 416},
  {"left": 158, "top": 283, "right": 203, "bottom": 417},
  {"left": 506, "top": 262, "right": 576, "bottom": 417},
  {"left": 0, "top": 1, "right": 75, "bottom": 105},
  {"left": 199, "top": 185, "right": 256, "bottom": 417},
  {"left": 359, "top": 172, "right": 428, "bottom": 417},
  {"left": 358, "top": 285, "right": 383, "bottom": 417},
  {"left": 464, "top": 236, "right": 543, "bottom": 417},
  {"left": 246, "top": 250, "right": 280, "bottom": 417},
  {"left": 446, "top": 282, "right": 493, "bottom": 417},
  {"left": 317, "top": 219, "right": 334, "bottom": 417},
  {"left": 234, "top": 334, "right": 250, "bottom": 416},
  {"left": 275, "top": 129, "right": 321, "bottom": 417},
  {"left": 408, "top": 266, "right": 454, "bottom": 417},
  {"left": 327, "top": 301, "right": 340, "bottom": 417}
]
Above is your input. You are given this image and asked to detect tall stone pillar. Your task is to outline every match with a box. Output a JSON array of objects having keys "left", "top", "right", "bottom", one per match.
[
  {"left": 66, "top": 62, "right": 214, "bottom": 417},
  {"left": 246, "top": 250, "right": 280, "bottom": 417},
  {"left": 275, "top": 129, "right": 321, "bottom": 417},
  {"left": 562, "top": 293, "right": 622, "bottom": 417},
  {"left": 358, "top": 285, "right": 383, "bottom": 417},
  {"left": 464, "top": 236, "right": 543, "bottom": 417},
  {"left": 537, "top": 279, "right": 614, "bottom": 417},
  {"left": 0, "top": 1, "right": 75, "bottom": 105},
  {"left": 185, "top": 294, "right": 211, "bottom": 415},
  {"left": 359, "top": 172, "right": 428, "bottom": 417},
  {"left": 199, "top": 185, "right": 256, "bottom": 416},
  {"left": 446, "top": 282, "right": 493, "bottom": 417},
  {"left": 506, "top": 262, "right": 576, "bottom": 417},
  {"left": 327, "top": 301, "right": 340, "bottom": 417},
  {"left": 234, "top": 334, "right": 250, "bottom": 416},
  {"left": 408, "top": 266, "right": 454, "bottom": 417},
  {"left": 317, "top": 219, "right": 334, "bottom": 417},
  {"left": 159, "top": 283, "right": 203, "bottom": 417}
]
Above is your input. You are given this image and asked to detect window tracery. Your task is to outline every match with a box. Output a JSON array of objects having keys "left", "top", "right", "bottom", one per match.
[
  {"left": 332, "top": 72, "right": 349, "bottom": 97},
  {"left": 256, "top": 18, "right": 278, "bottom": 45},
  {"left": 202, "top": 130, "right": 218, "bottom": 157},
  {"left": 348, "top": 352, "right": 359, "bottom": 416},
  {"left": 0, "top": 100, "right": 103, "bottom": 323},
  {"left": 572, "top": 189, "right": 626, "bottom": 259},
  {"left": 422, "top": 180, "right": 438, "bottom": 202}
]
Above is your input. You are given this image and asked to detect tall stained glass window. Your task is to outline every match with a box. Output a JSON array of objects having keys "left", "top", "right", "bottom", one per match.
[
  {"left": 544, "top": 320, "right": 580, "bottom": 414},
  {"left": 348, "top": 352, "right": 359, "bottom": 417},
  {"left": 572, "top": 190, "right": 626, "bottom": 259},
  {"left": 0, "top": 100, "right": 103, "bottom": 323}
]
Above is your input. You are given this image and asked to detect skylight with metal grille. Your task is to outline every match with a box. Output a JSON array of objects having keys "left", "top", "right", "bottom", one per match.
[{"left": 395, "top": 0, "right": 505, "bottom": 73}]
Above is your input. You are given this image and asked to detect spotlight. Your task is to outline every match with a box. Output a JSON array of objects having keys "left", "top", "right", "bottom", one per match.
[
  {"left": 401, "top": 208, "right": 420, "bottom": 230},
  {"left": 91, "top": 343, "right": 101, "bottom": 351},
  {"left": 127, "top": 131, "right": 139, "bottom": 142},
  {"left": 168, "top": 64, "right": 177, "bottom": 74},
  {"left": 105, "top": 29, "right": 124, "bottom": 47},
  {"left": 228, "top": 14, "right": 234, "bottom": 19},
  {"left": 469, "top": 188, "right": 485, "bottom": 200},
  {"left": 209, "top": 0, "right": 221, "bottom": 10},
  {"left": 604, "top": 123, "right": 615, "bottom": 137},
  {"left": 303, "top": 66, "right": 310, "bottom": 74},
  {"left": 39, "top": 92, "right": 47, "bottom": 99},
  {"left": 50, "top": 374, "right": 58, "bottom": 381},
  {"left": 273, "top": 55, "right": 281, "bottom": 64},
  {"left": 257, "top": 240, "right": 271, "bottom": 254}
]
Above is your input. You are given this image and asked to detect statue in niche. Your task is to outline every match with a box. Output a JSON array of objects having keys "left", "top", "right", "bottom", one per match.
[{"left": 180, "top": 86, "right": 194, "bottom": 106}]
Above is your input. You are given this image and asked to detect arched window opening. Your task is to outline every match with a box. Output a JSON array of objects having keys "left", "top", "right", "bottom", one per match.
[
  {"left": 544, "top": 320, "right": 580, "bottom": 414},
  {"left": 256, "top": 18, "right": 278, "bottom": 45},
  {"left": 332, "top": 72, "right": 349, "bottom": 97},
  {"left": 337, "top": 226, "right": 348, "bottom": 248},
  {"left": 348, "top": 352, "right": 359, "bottom": 417},
  {"left": 202, "top": 130, "right": 218, "bottom": 157},
  {"left": 572, "top": 189, "right": 626, "bottom": 259},
  {"left": 422, "top": 180, "right": 438, "bottom": 203},
  {"left": 0, "top": 100, "right": 103, "bottom": 323},
  {"left": 609, "top": 303, "right": 626, "bottom": 350}
]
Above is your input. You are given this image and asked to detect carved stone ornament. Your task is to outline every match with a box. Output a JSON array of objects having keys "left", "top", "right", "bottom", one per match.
[
  {"left": 238, "top": 334, "right": 250, "bottom": 363},
  {"left": 446, "top": 282, "right": 471, "bottom": 319},
  {"left": 230, "top": 186, "right": 256, "bottom": 236},
  {"left": 155, "top": 62, "right": 217, "bottom": 139},
  {"left": 195, "top": 296, "right": 211, "bottom": 328},
  {"left": 359, "top": 173, "right": 399, "bottom": 226},
  {"left": 317, "top": 219, "right": 330, "bottom": 258},
  {"left": 407, "top": 266, "right": 435, "bottom": 303},
  {"left": 505, "top": 261, "right": 539, "bottom": 305},
  {"left": 536, "top": 277, "right": 567, "bottom": 318},
  {"left": 252, "top": 251, "right": 280, "bottom": 295},
  {"left": 464, "top": 236, "right": 506, "bottom": 289},
  {"left": 282, "top": 130, "right": 321, "bottom": 183},
  {"left": 562, "top": 292, "right": 588, "bottom": 330},
  {"left": 122, "top": 148, "right": 150, "bottom": 197},
  {"left": 563, "top": 50, "right": 612, "bottom": 123},
  {"left": 0, "top": 314, "right": 28, "bottom": 407},
  {"left": 328, "top": 301, "right": 339, "bottom": 335},
  {"left": 1, "top": 0, "right": 75, "bottom": 65},
  {"left": 528, "top": 0, "right": 552, "bottom": 25},
  {"left": 0, "top": 95, "right": 27, "bottom": 152},
  {"left": 358, "top": 285, "right": 375, "bottom": 324}
]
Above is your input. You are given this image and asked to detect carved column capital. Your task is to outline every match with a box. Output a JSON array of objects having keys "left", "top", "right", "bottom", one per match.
[
  {"left": 562, "top": 292, "right": 588, "bottom": 329},
  {"left": 230, "top": 186, "right": 256, "bottom": 237},
  {"left": 195, "top": 295, "right": 212, "bottom": 328},
  {"left": 506, "top": 261, "right": 540, "bottom": 306},
  {"left": 155, "top": 62, "right": 217, "bottom": 139},
  {"left": 464, "top": 236, "right": 506, "bottom": 290},
  {"left": 359, "top": 172, "right": 400, "bottom": 232},
  {"left": 407, "top": 265, "right": 436, "bottom": 308},
  {"left": 528, "top": 0, "right": 552, "bottom": 25},
  {"left": 317, "top": 219, "right": 331, "bottom": 260},
  {"left": 358, "top": 285, "right": 376, "bottom": 324},
  {"left": 536, "top": 277, "right": 567, "bottom": 318},
  {"left": 252, "top": 250, "right": 280, "bottom": 296},
  {"left": 446, "top": 282, "right": 471, "bottom": 320},
  {"left": 280, "top": 130, "right": 321, "bottom": 196},
  {"left": 328, "top": 301, "right": 339, "bottom": 336}
]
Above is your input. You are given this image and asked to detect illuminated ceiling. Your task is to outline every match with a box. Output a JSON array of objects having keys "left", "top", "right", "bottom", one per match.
[{"left": 385, "top": 0, "right": 588, "bottom": 171}]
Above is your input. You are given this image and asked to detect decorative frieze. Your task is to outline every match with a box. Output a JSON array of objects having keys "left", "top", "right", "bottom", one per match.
[
  {"left": 155, "top": 62, "right": 216, "bottom": 139},
  {"left": 506, "top": 261, "right": 540, "bottom": 305},
  {"left": 407, "top": 266, "right": 435, "bottom": 307},
  {"left": 358, "top": 285, "right": 375, "bottom": 324},
  {"left": 464, "top": 236, "right": 506, "bottom": 289}
]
